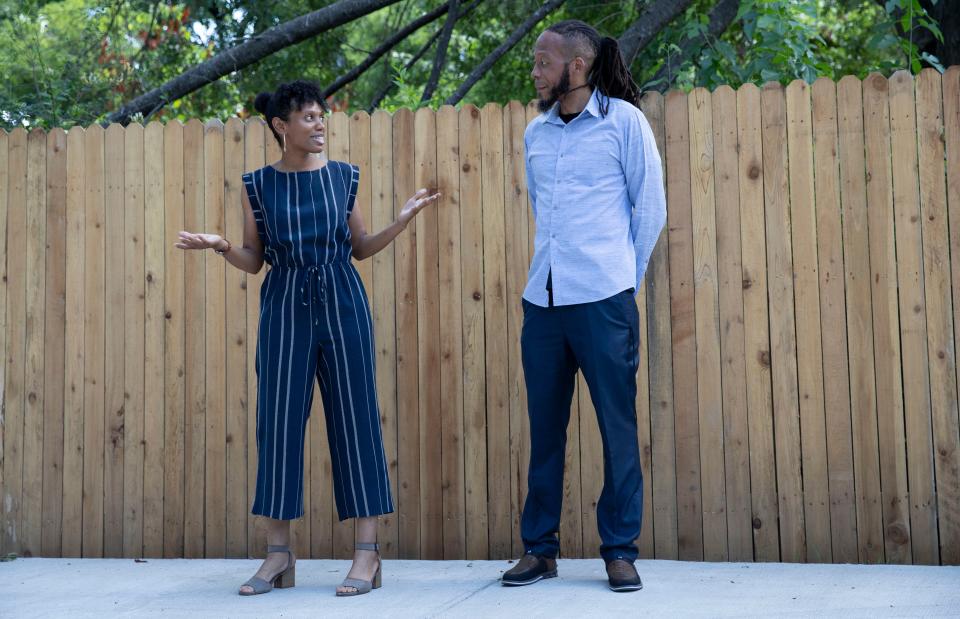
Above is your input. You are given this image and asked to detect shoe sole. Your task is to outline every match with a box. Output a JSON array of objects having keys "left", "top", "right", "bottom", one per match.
[
  {"left": 501, "top": 570, "right": 558, "bottom": 586},
  {"left": 608, "top": 582, "right": 643, "bottom": 592}
]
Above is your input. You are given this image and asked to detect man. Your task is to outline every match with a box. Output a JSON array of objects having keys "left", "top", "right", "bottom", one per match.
[{"left": 501, "top": 20, "right": 666, "bottom": 593}]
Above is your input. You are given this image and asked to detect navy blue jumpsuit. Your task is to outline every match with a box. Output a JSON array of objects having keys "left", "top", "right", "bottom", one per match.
[{"left": 242, "top": 161, "right": 394, "bottom": 522}]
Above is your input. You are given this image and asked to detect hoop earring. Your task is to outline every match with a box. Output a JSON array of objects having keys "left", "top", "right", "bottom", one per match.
[{"left": 281, "top": 133, "right": 287, "bottom": 152}]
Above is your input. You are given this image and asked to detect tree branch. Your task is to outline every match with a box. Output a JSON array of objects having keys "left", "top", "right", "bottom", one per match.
[
  {"left": 367, "top": 27, "right": 443, "bottom": 110},
  {"left": 872, "top": 0, "right": 935, "bottom": 49},
  {"left": 367, "top": 0, "right": 482, "bottom": 111},
  {"left": 386, "top": 0, "right": 413, "bottom": 31},
  {"left": 647, "top": 0, "right": 740, "bottom": 92},
  {"left": 618, "top": 0, "right": 695, "bottom": 66},
  {"left": 128, "top": 1, "right": 163, "bottom": 68},
  {"left": 107, "top": 0, "right": 404, "bottom": 124},
  {"left": 421, "top": 0, "right": 460, "bottom": 103},
  {"left": 85, "top": 0, "right": 126, "bottom": 57},
  {"left": 319, "top": 1, "right": 453, "bottom": 101},
  {"left": 444, "top": 0, "right": 566, "bottom": 106}
]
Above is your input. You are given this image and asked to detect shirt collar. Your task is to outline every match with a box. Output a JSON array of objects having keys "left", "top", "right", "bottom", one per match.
[{"left": 544, "top": 88, "right": 603, "bottom": 125}]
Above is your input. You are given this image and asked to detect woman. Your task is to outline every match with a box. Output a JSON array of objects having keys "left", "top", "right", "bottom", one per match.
[{"left": 176, "top": 80, "right": 439, "bottom": 596}]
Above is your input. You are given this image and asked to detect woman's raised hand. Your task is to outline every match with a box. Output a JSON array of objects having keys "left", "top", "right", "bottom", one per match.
[
  {"left": 398, "top": 188, "right": 441, "bottom": 227},
  {"left": 176, "top": 231, "right": 225, "bottom": 251}
]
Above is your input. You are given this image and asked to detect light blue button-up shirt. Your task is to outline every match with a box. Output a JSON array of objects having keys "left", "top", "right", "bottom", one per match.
[{"left": 523, "top": 89, "right": 667, "bottom": 307}]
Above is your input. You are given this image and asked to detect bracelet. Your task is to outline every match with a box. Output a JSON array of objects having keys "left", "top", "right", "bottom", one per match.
[{"left": 214, "top": 238, "right": 232, "bottom": 255}]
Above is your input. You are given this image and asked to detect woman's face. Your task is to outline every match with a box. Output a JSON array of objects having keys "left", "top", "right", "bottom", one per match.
[{"left": 273, "top": 101, "right": 326, "bottom": 154}]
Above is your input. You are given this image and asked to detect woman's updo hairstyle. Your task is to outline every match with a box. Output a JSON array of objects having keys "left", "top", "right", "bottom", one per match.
[{"left": 253, "top": 80, "right": 327, "bottom": 146}]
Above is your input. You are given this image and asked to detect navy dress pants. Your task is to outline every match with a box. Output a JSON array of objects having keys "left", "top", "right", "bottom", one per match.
[{"left": 519, "top": 289, "right": 643, "bottom": 563}]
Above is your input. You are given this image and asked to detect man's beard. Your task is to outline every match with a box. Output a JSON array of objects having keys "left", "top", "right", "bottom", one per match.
[{"left": 537, "top": 65, "right": 571, "bottom": 113}]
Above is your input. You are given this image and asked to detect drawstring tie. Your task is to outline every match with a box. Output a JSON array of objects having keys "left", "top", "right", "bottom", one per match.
[{"left": 299, "top": 266, "right": 327, "bottom": 324}]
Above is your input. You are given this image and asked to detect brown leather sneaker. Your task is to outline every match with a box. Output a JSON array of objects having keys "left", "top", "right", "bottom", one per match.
[
  {"left": 606, "top": 559, "right": 643, "bottom": 592},
  {"left": 501, "top": 554, "right": 558, "bottom": 586}
]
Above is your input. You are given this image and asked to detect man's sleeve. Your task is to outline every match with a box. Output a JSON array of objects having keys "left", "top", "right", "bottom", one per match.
[
  {"left": 524, "top": 126, "right": 538, "bottom": 216},
  {"left": 624, "top": 108, "right": 667, "bottom": 293}
]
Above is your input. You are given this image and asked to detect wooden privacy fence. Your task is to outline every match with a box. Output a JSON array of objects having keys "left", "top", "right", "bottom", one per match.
[{"left": 1, "top": 68, "right": 959, "bottom": 565}]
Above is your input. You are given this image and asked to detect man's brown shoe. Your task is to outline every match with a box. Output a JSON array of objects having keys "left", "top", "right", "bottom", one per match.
[
  {"left": 606, "top": 559, "right": 643, "bottom": 592},
  {"left": 501, "top": 554, "right": 558, "bottom": 586}
]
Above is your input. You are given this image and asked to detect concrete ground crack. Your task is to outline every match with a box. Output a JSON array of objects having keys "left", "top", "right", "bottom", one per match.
[{"left": 429, "top": 577, "right": 501, "bottom": 617}]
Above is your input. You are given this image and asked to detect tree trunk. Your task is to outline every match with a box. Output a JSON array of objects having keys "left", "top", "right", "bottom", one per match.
[
  {"left": 926, "top": 0, "right": 960, "bottom": 68},
  {"left": 618, "top": 0, "right": 695, "bottom": 66},
  {"left": 876, "top": 0, "right": 960, "bottom": 69},
  {"left": 647, "top": 0, "right": 740, "bottom": 92}
]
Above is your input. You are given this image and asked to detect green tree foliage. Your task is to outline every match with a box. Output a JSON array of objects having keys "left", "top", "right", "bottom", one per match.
[
  {"left": 0, "top": 0, "right": 948, "bottom": 129},
  {"left": 637, "top": 0, "right": 945, "bottom": 91},
  {"left": 1, "top": 1, "right": 211, "bottom": 127}
]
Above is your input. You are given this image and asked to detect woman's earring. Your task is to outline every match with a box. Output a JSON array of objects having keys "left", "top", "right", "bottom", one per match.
[{"left": 281, "top": 133, "right": 287, "bottom": 153}]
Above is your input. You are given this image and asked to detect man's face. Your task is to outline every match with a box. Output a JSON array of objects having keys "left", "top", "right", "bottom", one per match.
[{"left": 531, "top": 31, "right": 573, "bottom": 112}]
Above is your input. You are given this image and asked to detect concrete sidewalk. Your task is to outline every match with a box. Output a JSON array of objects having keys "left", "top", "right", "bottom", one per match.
[{"left": 3, "top": 557, "right": 958, "bottom": 618}]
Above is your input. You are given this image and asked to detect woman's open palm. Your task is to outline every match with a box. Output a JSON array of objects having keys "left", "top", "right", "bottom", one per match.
[
  {"left": 398, "top": 188, "right": 441, "bottom": 227},
  {"left": 176, "top": 231, "right": 223, "bottom": 250}
]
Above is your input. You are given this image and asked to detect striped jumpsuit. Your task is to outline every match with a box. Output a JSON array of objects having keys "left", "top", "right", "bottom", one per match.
[{"left": 242, "top": 161, "right": 394, "bottom": 522}]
